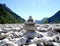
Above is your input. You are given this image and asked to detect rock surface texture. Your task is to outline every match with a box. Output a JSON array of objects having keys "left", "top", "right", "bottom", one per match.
[{"left": 0, "top": 23, "right": 60, "bottom": 46}]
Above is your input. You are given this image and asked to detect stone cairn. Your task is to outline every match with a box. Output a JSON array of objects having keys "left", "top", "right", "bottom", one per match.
[
  {"left": 23, "top": 16, "right": 37, "bottom": 39},
  {"left": 24, "top": 16, "right": 36, "bottom": 31}
]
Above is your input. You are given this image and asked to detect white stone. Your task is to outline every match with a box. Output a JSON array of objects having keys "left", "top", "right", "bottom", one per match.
[
  {"left": 0, "top": 24, "right": 60, "bottom": 46},
  {"left": 28, "top": 43, "right": 37, "bottom": 46},
  {"left": 0, "top": 28, "right": 2, "bottom": 31},
  {"left": 3, "top": 38, "right": 18, "bottom": 46},
  {"left": 1, "top": 33, "right": 5, "bottom": 35},
  {"left": 31, "top": 37, "right": 41, "bottom": 44},
  {"left": 53, "top": 42, "right": 60, "bottom": 46},
  {"left": 2, "top": 27, "right": 12, "bottom": 31}
]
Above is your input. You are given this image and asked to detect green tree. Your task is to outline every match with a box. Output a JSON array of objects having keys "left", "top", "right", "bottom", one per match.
[{"left": 43, "top": 20, "right": 48, "bottom": 24}]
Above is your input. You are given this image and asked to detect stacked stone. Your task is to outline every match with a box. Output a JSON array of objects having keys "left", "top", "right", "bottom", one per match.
[
  {"left": 23, "top": 16, "right": 37, "bottom": 39},
  {"left": 24, "top": 16, "right": 36, "bottom": 31}
]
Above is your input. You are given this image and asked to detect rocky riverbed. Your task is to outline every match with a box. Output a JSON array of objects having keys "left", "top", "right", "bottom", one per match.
[{"left": 0, "top": 24, "right": 60, "bottom": 46}]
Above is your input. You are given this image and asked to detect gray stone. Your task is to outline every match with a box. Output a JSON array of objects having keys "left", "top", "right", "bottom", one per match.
[
  {"left": 2, "top": 43, "right": 13, "bottom": 46},
  {"left": 43, "top": 41, "right": 54, "bottom": 46},
  {"left": 0, "top": 34, "right": 7, "bottom": 40},
  {"left": 39, "top": 27, "right": 50, "bottom": 32},
  {"left": 37, "top": 43, "right": 44, "bottom": 46},
  {"left": 0, "top": 40, "right": 12, "bottom": 46},
  {"left": 24, "top": 31, "right": 37, "bottom": 39},
  {"left": 47, "top": 32, "right": 54, "bottom": 37},
  {"left": 18, "top": 37, "right": 27, "bottom": 45},
  {"left": 38, "top": 34, "right": 43, "bottom": 38}
]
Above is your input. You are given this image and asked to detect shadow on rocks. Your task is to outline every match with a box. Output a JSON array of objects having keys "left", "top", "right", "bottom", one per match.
[{"left": 43, "top": 41, "right": 54, "bottom": 46}]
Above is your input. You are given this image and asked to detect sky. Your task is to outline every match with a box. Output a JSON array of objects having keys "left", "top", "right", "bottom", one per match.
[{"left": 0, "top": 0, "right": 60, "bottom": 20}]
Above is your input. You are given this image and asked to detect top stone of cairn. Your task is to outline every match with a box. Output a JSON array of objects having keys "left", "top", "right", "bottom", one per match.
[{"left": 28, "top": 16, "right": 33, "bottom": 21}]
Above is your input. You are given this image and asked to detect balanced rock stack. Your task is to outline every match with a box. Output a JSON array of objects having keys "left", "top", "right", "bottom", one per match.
[
  {"left": 24, "top": 16, "right": 36, "bottom": 31},
  {"left": 24, "top": 16, "right": 37, "bottom": 39}
]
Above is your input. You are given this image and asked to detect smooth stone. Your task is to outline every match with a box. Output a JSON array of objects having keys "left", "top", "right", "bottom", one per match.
[
  {"left": 28, "top": 43, "right": 37, "bottom": 46},
  {"left": 0, "top": 34, "right": 7, "bottom": 40},
  {"left": 39, "top": 28, "right": 47, "bottom": 32}
]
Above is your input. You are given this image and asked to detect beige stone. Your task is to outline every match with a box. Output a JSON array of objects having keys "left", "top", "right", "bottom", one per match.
[{"left": 24, "top": 16, "right": 36, "bottom": 31}]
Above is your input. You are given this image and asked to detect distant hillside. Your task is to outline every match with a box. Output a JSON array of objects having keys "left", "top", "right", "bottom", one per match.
[
  {"left": 35, "top": 20, "right": 41, "bottom": 24},
  {"left": 0, "top": 4, "right": 25, "bottom": 24},
  {"left": 35, "top": 17, "right": 48, "bottom": 24},
  {"left": 48, "top": 10, "right": 60, "bottom": 23}
]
